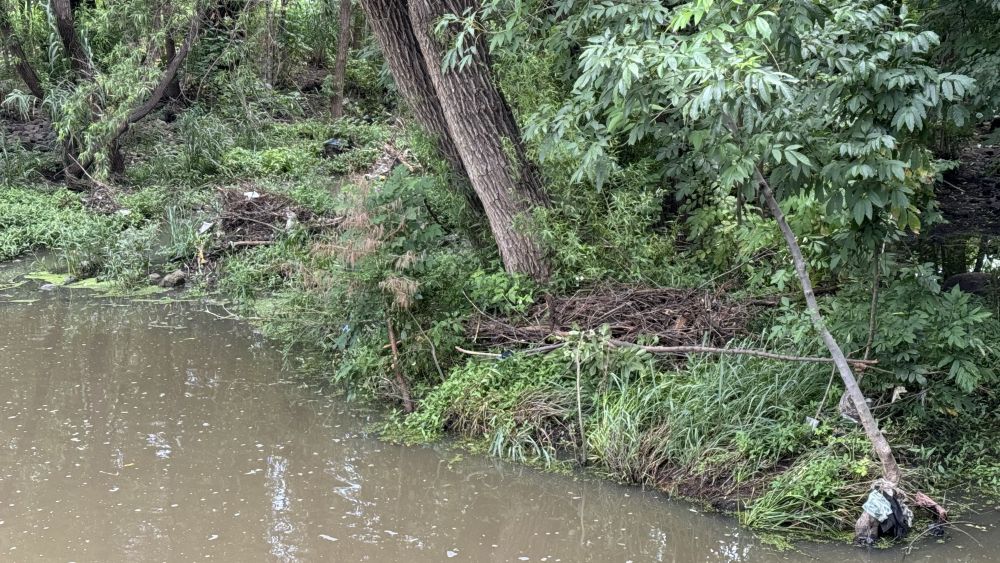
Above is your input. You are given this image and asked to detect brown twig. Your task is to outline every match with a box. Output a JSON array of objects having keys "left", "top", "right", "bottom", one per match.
[
  {"left": 387, "top": 318, "right": 414, "bottom": 413},
  {"left": 228, "top": 240, "right": 274, "bottom": 248},
  {"left": 456, "top": 340, "right": 876, "bottom": 367},
  {"left": 407, "top": 311, "right": 446, "bottom": 382}
]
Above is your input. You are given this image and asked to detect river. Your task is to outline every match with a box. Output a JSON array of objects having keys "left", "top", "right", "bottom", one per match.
[{"left": 0, "top": 262, "right": 996, "bottom": 562}]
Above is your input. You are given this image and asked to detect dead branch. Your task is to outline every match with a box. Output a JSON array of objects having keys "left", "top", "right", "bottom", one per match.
[
  {"left": 456, "top": 340, "right": 876, "bottom": 367},
  {"left": 467, "top": 284, "right": 752, "bottom": 349},
  {"left": 387, "top": 318, "right": 414, "bottom": 413},
  {"left": 611, "top": 340, "right": 877, "bottom": 367},
  {"left": 228, "top": 240, "right": 274, "bottom": 248}
]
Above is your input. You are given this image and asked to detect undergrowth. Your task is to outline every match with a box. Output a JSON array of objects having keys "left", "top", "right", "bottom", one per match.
[{"left": 3, "top": 93, "right": 998, "bottom": 544}]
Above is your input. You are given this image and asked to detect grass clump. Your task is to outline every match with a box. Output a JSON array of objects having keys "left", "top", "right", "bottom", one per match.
[
  {"left": 398, "top": 354, "right": 578, "bottom": 465},
  {"left": 740, "top": 432, "right": 877, "bottom": 537},
  {"left": 0, "top": 187, "right": 122, "bottom": 270},
  {"left": 391, "top": 333, "right": 888, "bottom": 538}
]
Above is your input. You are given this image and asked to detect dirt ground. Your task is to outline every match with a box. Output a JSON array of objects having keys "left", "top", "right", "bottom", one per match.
[{"left": 934, "top": 143, "right": 1000, "bottom": 237}]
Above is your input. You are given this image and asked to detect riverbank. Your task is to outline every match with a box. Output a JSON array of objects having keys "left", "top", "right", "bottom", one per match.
[
  {"left": 5, "top": 273, "right": 999, "bottom": 561},
  {"left": 3, "top": 106, "right": 1000, "bottom": 545}
]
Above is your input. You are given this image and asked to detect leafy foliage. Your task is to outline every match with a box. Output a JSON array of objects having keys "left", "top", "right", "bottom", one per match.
[{"left": 3, "top": 0, "right": 1000, "bottom": 542}]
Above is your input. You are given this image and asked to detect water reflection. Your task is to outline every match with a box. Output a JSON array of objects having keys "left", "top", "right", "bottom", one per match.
[{"left": 0, "top": 276, "right": 995, "bottom": 562}]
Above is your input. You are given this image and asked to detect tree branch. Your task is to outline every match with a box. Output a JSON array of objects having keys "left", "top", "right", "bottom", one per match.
[
  {"left": 126, "top": 7, "right": 203, "bottom": 130},
  {"left": 752, "top": 167, "right": 900, "bottom": 485},
  {"left": 455, "top": 341, "right": 877, "bottom": 367},
  {"left": 721, "top": 113, "right": 900, "bottom": 486},
  {"left": 0, "top": 10, "right": 45, "bottom": 99}
]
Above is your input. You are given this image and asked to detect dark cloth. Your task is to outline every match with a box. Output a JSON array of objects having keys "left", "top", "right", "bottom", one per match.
[{"left": 877, "top": 490, "right": 911, "bottom": 540}]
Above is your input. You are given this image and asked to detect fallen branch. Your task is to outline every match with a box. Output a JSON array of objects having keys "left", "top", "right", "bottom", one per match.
[
  {"left": 913, "top": 491, "right": 948, "bottom": 522},
  {"left": 455, "top": 341, "right": 876, "bottom": 367},
  {"left": 228, "top": 240, "right": 275, "bottom": 248},
  {"left": 455, "top": 343, "right": 565, "bottom": 358},
  {"left": 609, "top": 340, "right": 877, "bottom": 367},
  {"left": 407, "top": 310, "right": 446, "bottom": 382}
]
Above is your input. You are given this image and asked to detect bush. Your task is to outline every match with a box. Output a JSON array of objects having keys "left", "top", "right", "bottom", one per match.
[{"left": 770, "top": 263, "right": 1000, "bottom": 414}]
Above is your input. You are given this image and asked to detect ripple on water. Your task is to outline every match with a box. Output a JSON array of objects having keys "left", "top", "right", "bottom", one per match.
[{"left": 0, "top": 275, "right": 996, "bottom": 562}]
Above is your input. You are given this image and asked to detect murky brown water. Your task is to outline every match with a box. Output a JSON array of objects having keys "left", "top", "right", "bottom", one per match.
[{"left": 1, "top": 262, "right": 997, "bottom": 562}]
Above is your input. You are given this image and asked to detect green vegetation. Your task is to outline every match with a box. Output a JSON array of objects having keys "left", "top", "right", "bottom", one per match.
[{"left": 2, "top": 0, "right": 1000, "bottom": 545}]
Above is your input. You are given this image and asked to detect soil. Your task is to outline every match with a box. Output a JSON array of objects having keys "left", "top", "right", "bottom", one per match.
[
  {"left": 1, "top": 114, "right": 57, "bottom": 150},
  {"left": 933, "top": 143, "right": 1000, "bottom": 238}
]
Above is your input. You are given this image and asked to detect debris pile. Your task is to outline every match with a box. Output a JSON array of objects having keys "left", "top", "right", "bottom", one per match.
[
  {"left": 468, "top": 284, "right": 751, "bottom": 348},
  {"left": 216, "top": 187, "right": 317, "bottom": 248}
]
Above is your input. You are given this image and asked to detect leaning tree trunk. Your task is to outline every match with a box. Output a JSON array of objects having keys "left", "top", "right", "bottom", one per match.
[
  {"left": 51, "top": 0, "right": 94, "bottom": 185},
  {"left": 330, "top": 0, "right": 352, "bottom": 118},
  {"left": 51, "top": 0, "right": 93, "bottom": 79},
  {"left": 357, "top": 0, "right": 476, "bottom": 203},
  {"left": 162, "top": 36, "right": 182, "bottom": 100},
  {"left": 105, "top": 6, "right": 203, "bottom": 175},
  {"left": 409, "top": 0, "right": 550, "bottom": 281},
  {"left": 754, "top": 168, "right": 901, "bottom": 485},
  {"left": 0, "top": 11, "right": 45, "bottom": 99}
]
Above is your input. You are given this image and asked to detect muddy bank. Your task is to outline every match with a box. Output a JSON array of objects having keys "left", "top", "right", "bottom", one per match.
[{"left": 1, "top": 265, "right": 998, "bottom": 561}]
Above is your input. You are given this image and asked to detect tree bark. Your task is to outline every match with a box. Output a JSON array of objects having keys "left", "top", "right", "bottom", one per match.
[
  {"left": 386, "top": 319, "right": 414, "bottom": 413},
  {"left": 357, "top": 0, "right": 472, "bottom": 190},
  {"left": 163, "top": 35, "right": 182, "bottom": 100},
  {"left": 51, "top": 0, "right": 93, "bottom": 79},
  {"left": 50, "top": 0, "right": 93, "bottom": 184},
  {"left": 330, "top": 0, "right": 352, "bottom": 118},
  {"left": 409, "top": 0, "right": 550, "bottom": 281},
  {"left": 0, "top": 11, "right": 45, "bottom": 99},
  {"left": 262, "top": 0, "right": 275, "bottom": 83}
]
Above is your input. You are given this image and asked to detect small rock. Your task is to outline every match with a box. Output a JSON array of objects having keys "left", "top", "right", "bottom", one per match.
[
  {"left": 159, "top": 269, "right": 186, "bottom": 288},
  {"left": 148, "top": 273, "right": 162, "bottom": 284},
  {"left": 39, "top": 283, "right": 57, "bottom": 292}
]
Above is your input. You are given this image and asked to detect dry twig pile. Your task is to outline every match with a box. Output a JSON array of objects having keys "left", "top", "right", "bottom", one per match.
[
  {"left": 468, "top": 284, "right": 751, "bottom": 348},
  {"left": 216, "top": 188, "right": 316, "bottom": 246}
]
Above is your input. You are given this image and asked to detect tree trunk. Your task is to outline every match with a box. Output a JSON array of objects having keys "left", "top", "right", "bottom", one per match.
[
  {"left": 50, "top": 0, "right": 93, "bottom": 185},
  {"left": 350, "top": 3, "right": 365, "bottom": 49},
  {"left": 163, "top": 36, "right": 182, "bottom": 100},
  {"left": 330, "top": 0, "right": 352, "bottom": 118},
  {"left": 106, "top": 7, "right": 203, "bottom": 164},
  {"left": 51, "top": 0, "right": 93, "bottom": 79},
  {"left": 0, "top": 11, "right": 45, "bottom": 99},
  {"left": 108, "top": 138, "right": 126, "bottom": 176},
  {"left": 408, "top": 0, "right": 550, "bottom": 281},
  {"left": 755, "top": 168, "right": 901, "bottom": 484},
  {"left": 974, "top": 236, "right": 989, "bottom": 272},
  {"left": 275, "top": 0, "right": 290, "bottom": 82},
  {"left": 357, "top": 0, "right": 471, "bottom": 188},
  {"left": 262, "top": 0, "right": 275, "bottom": 84}
]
